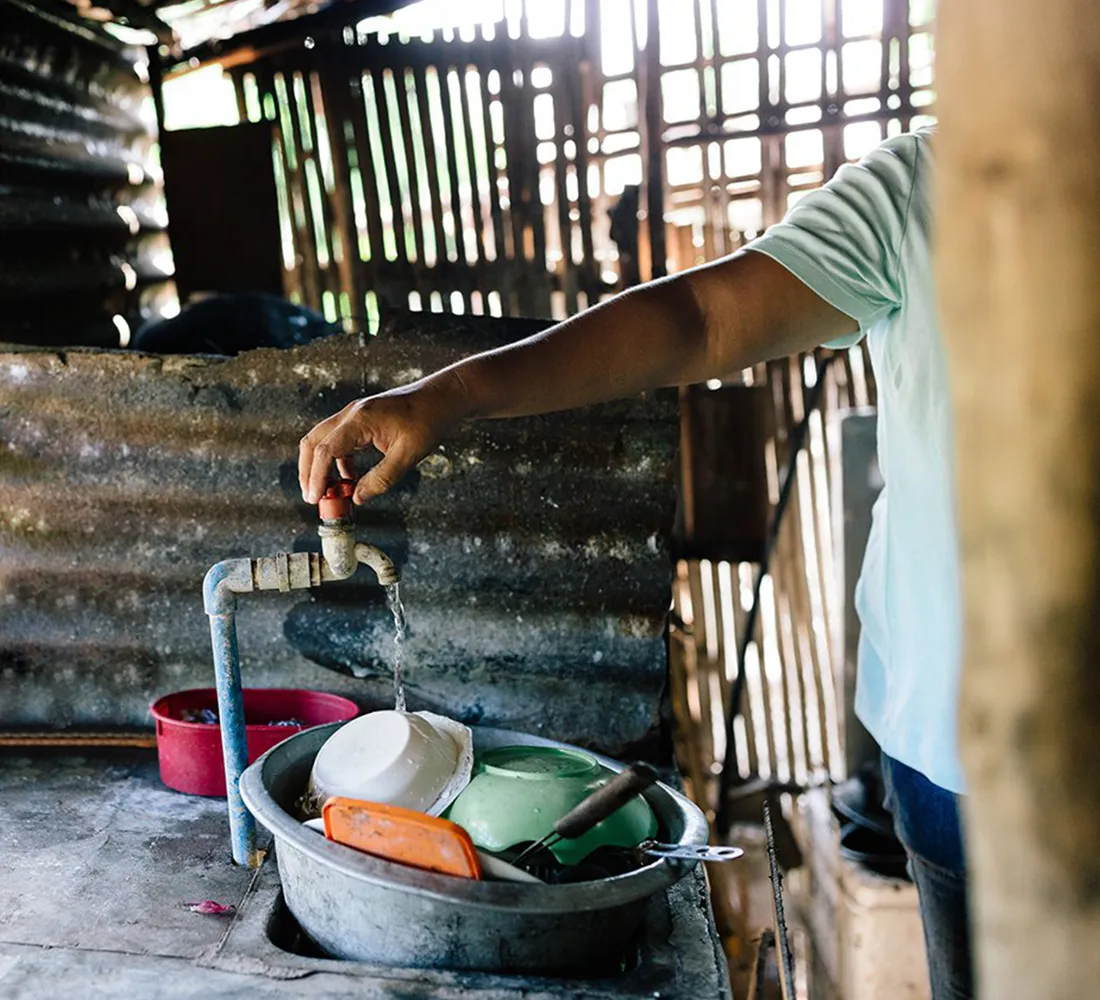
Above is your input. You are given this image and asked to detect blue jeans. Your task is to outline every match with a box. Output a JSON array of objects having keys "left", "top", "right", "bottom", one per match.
[{"left": 881, "top": 754, "right": 974, "bottom": 1000}]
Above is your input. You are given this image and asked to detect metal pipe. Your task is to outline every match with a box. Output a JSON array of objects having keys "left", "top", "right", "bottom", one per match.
[
  {"left": 208, "top": 611, "right": 260, "bottom": 866},
  {"left": 203, "top": 558, "right": 261, "bottom": 867},
  {"left": 318, "top": 524, "right": 400, "bottom": 586},
  {"left": 319, "top": 522, "right": 357, "bottom": 578},
  {"left": 201, "top": 533, "right": 399, "bottom": 866}
]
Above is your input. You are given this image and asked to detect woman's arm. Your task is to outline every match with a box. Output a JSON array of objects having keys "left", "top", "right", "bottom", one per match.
[{"left": 299, "top": 249, "right": 857, "bottom": 504}]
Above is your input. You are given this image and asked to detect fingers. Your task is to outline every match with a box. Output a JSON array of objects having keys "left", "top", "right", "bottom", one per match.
[
  {"left": 306, "top": 437, "right": 340, "bottom": 505},
  {"left": 299, "top": 425, "right": 336, "bottom": 503},
  {"left": 354, "top": 440, "right": 419, "bottom": 503},
  {"left": 298, "top": 430, "right": 320, "bottom": 501},
  {"left": 298, "top": 391, "right": 437, "bottom": 506},
  {"left": 298, "top": 403, "right": 368, "bottom": 504}
]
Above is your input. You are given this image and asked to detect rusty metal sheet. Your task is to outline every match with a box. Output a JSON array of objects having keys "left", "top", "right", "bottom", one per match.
[
  {"left": 0, "top": 313, "right": 678, "bottom": 755},
  {"left": 0, "top": 0, "right": 172, "bottom": 348}
]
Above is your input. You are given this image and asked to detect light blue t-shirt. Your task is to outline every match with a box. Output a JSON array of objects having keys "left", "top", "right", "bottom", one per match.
[{"left": 749, "top": 128, "right": 965, "bottom": 794}]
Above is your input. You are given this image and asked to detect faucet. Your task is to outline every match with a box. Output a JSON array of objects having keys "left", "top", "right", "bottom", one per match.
[{"left": 202, "top": 481, "right": 398, "bottom": 866}]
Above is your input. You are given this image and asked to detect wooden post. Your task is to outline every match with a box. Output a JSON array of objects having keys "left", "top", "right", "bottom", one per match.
[
  {"left": 642, "top": 0, "right": 666, "bottom": 280},
  {"left": 936, "top": 2, "right": 1100, "bottom": 997}
]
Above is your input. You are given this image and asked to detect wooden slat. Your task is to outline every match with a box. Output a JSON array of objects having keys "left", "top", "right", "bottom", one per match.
[
  {"left": 498, "top": 51, "right": 532, "bottom": 314},
  {"left": 306, "top": 70, "right": 358, "bottom": 316},
  {"left": 551, "top": 84, "right": 578, "bottom": 315},
  {"left": 669, "top": 617, "right": 707, "bottom": 803},
  {"left": 706, "top": 559, "right": 735, "bottom": 790},
  {"left": 343, "top": 67, "right": 388, "bottom": 298},
  {"left": 685, "top": 560, "right": 716, "bottom": 783},
  {"left": 286, "top": 69, "right": 337, "bottom": 307},
  {"left": 564, "top": 60, "right": 598, "bottom": 300},
  {"left": 783, "top": 359, "right": 825, "bottom": 776},
  {"left": 801, "top": 363, "right": 844, "bottom": 777},
  {"left": 456, "top": 64, "right": 488, "bottom": 266},
  {"left": 369, "top": 66, "right": 410, "bottom": 267},
  {"left": 516, "top": 59, "right": 550, "bottom": 316},
  {"left": 391, "top": 65, "right": 428, "bottom": 269},
  {"left": 314, "top": 70, "right": 361, "bottom": 313},
  {"left": 643, "top": 0, "right": 666, "bottom": 280},
  {"left": 728, "top": 562, "right": 753, "bottom": 779},
  {"left": 711, "top": 561, "right": 735, "bottom": 760},
  {"left": 229, "top": 67, "right": 249, "bottom": 121},
  {"left": 476, "top": 65, "right": 508, "bottom": 263},
  {"left": 270, "top": 67, "right": 321, "bottom": 307},
  {"left": 436, "top": 64, "right": 471, "bottom": 269},
  {"left": 412, "top": 64, "right": 450, "bottom": 279}
]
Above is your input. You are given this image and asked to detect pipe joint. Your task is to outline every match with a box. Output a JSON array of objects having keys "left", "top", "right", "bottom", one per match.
[
  {"left": 319, "top": 523, "right": 358, "bottom": 579},
  {"left": 253, "top": 551, "right": 323, "bottom": 591},
  {"left": 202, "top": 558, "right": 254, "bottom": 615}
]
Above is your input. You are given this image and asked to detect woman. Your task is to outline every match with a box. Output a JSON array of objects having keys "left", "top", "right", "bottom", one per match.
[{"left": 299, "top": 128, "right": 970, "bottom": 1000}]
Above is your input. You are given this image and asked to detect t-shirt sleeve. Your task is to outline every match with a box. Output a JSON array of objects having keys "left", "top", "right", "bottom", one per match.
[{"left": 747, "top": 133, "right": 921, "bottom": 346}]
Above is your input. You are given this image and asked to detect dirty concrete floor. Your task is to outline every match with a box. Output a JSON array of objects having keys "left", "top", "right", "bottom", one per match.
[{"left": 0, "top": 749, "right": 732, "bottom": 999}]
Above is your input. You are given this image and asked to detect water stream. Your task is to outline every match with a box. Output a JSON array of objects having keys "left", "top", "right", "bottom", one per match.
[{"left": 385, "top": 582, "right": 408, "bottom": 712}]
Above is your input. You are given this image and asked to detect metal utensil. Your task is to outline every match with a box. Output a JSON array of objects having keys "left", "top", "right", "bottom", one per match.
[
  {"left": 636, "top": 840, "right": 744, "bottom": 862},
  {"left": 764, "top": 799, "right": 796, "bottom": 1000},
  {"left": 476, "top": 850, "right": 544, "bottom": 884},
  {"left": 511, "top": 762, "right": 659, "bottom": 866}
]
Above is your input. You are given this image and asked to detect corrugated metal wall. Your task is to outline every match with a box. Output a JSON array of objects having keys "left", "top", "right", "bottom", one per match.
[
  {"left": 0, "top": 0, "right": 175, "bottom": 348},
  {"left": 0, "top": 313, "right": 678, "bottom": 756}
]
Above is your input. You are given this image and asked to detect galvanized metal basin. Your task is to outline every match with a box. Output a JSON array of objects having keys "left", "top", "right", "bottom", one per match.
[{"left": 240, "top": 723, "right": 708, "bottom": 974}]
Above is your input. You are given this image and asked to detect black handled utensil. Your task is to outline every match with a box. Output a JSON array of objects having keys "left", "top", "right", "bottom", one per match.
[{"left": 510, "top": 762, "right": 659, "bottom": 866}]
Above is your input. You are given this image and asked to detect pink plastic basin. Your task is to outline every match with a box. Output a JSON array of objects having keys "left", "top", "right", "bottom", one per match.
[{"left": 151, "top": 687, "right": 359, "bottom": 796}]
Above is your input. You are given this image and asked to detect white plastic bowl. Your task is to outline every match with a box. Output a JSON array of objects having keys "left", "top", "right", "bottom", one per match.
[{"left": 303, "top": 710, "right": 472, "bottom": 816}]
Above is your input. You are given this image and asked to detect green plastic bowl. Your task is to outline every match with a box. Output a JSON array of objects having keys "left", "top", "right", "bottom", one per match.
[{"left": 444, "top": 746, "right": 657, "bottom": 866}]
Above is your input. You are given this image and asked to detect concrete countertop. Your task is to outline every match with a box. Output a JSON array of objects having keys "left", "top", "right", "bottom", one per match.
[{"left": 0, "top": 749, "right": 731, "bottom": 1000}]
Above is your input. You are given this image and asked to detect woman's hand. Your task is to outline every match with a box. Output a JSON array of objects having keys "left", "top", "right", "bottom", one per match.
[{"left": 298, "top": 371, "right": 470, "bottom": 505}]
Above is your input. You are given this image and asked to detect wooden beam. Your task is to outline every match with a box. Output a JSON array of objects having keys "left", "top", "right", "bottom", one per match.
[{"left": 937, "top": 1, "right": 1100, "bottom": 996}]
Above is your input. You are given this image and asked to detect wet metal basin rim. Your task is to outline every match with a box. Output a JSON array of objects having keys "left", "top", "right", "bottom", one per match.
[{"left": 240, "top": 724, "right": 708, "bottom": 913}]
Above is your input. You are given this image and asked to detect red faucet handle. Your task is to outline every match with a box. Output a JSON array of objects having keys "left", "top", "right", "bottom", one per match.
[{"left": 318, "top": 479, "right": 356, "bottom": 521}]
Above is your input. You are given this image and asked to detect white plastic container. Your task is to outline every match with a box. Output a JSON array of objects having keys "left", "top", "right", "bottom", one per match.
[{"left": 304, "top": 710, "right": 473, "bottom": 816}]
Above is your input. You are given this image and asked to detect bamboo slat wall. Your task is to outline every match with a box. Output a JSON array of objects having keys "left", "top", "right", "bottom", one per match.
[
  {"left": 227, "top": 4, "right": 630, "bottom": 326},
  {"left": 656, "top": 0, "right": 936, "bottom": 266},
  {"left": 670, "top": 345, "right": 878, "bottom": 815},
  {"left": 208, "top": 0, "right": 934, "bottom": 327}
]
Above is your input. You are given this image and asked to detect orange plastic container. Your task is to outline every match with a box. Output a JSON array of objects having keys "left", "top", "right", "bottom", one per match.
[{"left": 322, "top": 797, "right": 483, "bottom": 879}]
